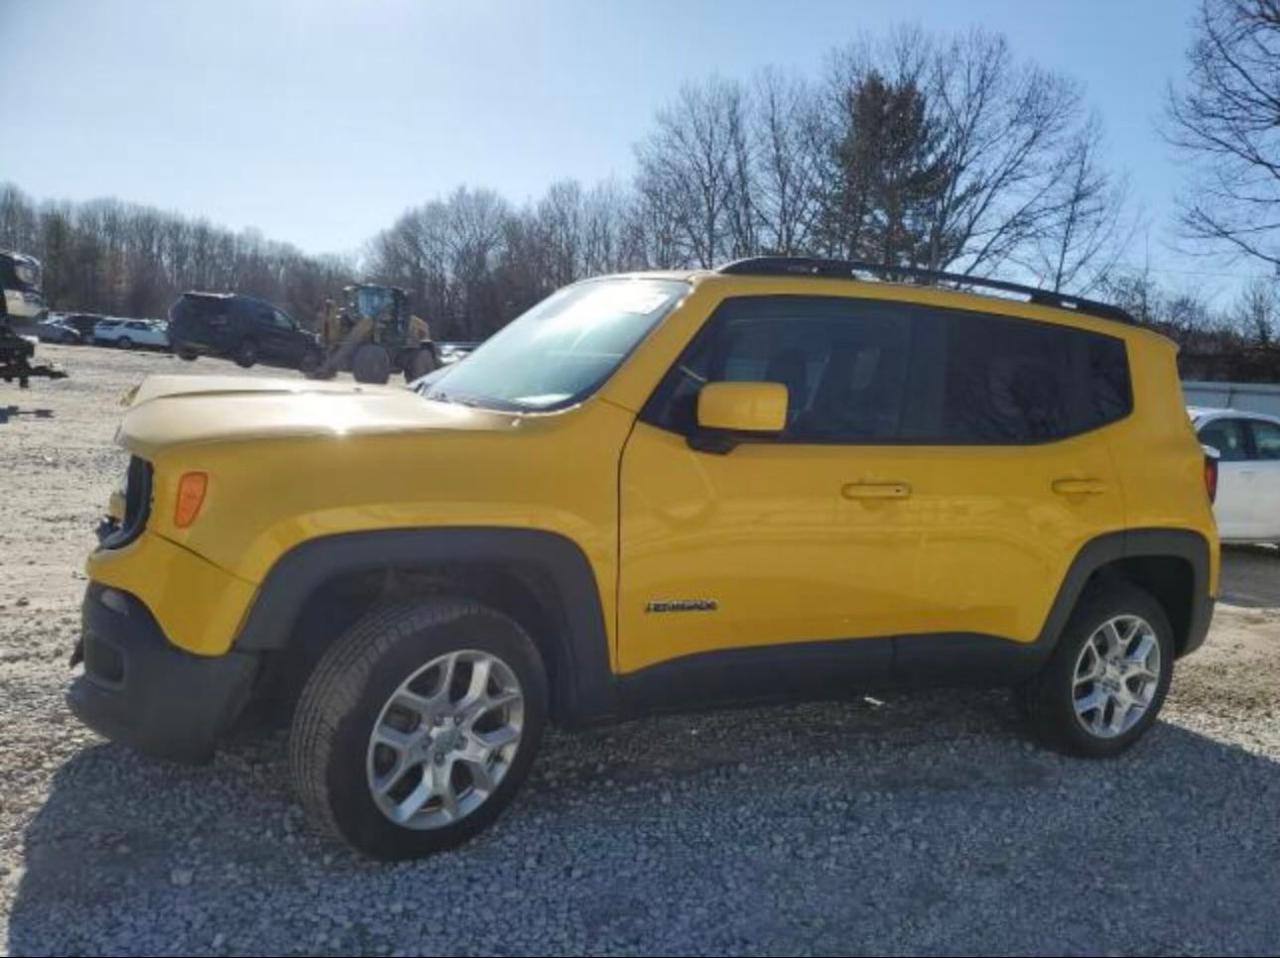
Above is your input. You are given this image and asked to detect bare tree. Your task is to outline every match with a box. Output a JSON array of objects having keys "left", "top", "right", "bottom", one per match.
[
  {"left": 752, "top": 68, "right": 824, "bottom": 255},
  {"left": 1233, "top": 275, "right": 1278, "bottom": 342},
  {"left": 1014, "top": 116, "right": 1135, "bottom": 293},
  {"left": 809, "top": 28, "right": 1102, "bottom": 275},
  {"left": 923, "top": 29, "right": 1085, "bottom": 273},
  {"left": 634, "top": 77, "right": 754, "bottom": 267},
  {"left": 1166, "top": 0, "right": 1280, "bottom": 267}
]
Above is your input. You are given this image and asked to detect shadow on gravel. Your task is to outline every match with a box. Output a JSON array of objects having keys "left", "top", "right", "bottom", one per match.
[
  {"left": 9, "top": 690, "right": 1280, "bottom": 956},
  {"left": 1220, "top": 544, "right": 1280, "bottom": 609},
  {"left": 0, "top": 406, "right": 54, "bottom": 424}
]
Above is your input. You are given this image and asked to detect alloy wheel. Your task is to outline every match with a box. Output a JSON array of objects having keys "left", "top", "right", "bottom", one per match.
[
  {"left": 365, "top": 649, "right": 524, "bottom": 830},
  {"left": 1072, "top": 614, "right": 1161, "bottom": 738}
]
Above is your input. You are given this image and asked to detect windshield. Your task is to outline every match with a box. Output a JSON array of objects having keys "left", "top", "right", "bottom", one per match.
[{"left": 424, "top": 277, "right": 687, "bottom": 411}]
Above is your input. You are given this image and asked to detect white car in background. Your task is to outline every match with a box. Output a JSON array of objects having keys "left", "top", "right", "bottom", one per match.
[
  {"left": 93, "top": 318, "right": 170, "bottom": 350},
  {"left": 1189, "top": 407, "right": 1280, "bottom": 544}
]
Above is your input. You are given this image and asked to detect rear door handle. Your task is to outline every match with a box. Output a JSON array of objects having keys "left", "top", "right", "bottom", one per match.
[
  {"left": 1052, "top": 478, "right": 1107, "bottom": 496},
  {"left": 842, "top": 481, "right": 911, "bottom": 500}
]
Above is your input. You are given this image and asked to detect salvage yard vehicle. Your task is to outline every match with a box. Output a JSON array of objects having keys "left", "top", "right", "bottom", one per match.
[
  {"left": 1191, "top": 407, "right": 1280, "bottom": 544},
  {"left": 62, "top": 312, "right": 107, "bottom": 340},
  {"left": 0, "top": 249, "right": 46, "bottom": 326},
  {"left": 94, "top": 318, "right": 170, "bottom": 350},
  {"left": 1, "top": 249, "right": 66, "bottom": 387},
  {"left": 168, "top": 291, "right": 322, "bottom": 372},
  {"left": 312, "top": 283, "right": 437, "bottom": 384},
  {"left": 69, "top": 257, "right": 1218, "bottom": 859},
  {"left": 33, "top": 319, "right": 83, "bottom": 344}
]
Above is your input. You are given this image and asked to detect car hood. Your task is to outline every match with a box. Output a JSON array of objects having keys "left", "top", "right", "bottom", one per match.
[{"left": 118, "top": 374, "right": 520, "bottom": 457}]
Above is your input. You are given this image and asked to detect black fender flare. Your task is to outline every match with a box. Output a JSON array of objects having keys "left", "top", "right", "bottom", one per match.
[
  {"left": 1038, "top": 527, "right": 1213, "bottom": 655},
  {"left": 233, "top": 527, "right": 619, "bottom": 722}
]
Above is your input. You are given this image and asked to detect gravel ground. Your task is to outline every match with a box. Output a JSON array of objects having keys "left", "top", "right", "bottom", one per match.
[{"left": 2, "top": 344, "right": 1278, "bottom": 957}]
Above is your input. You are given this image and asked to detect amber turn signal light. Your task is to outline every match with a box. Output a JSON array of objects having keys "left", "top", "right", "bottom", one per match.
[{"left": 174, "top": 472, "right": 208, "bottom": 528}]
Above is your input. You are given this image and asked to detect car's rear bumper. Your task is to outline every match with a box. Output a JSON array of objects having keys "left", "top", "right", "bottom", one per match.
[{"left": 67, "top": 583, "right": 259, "bottom": 763}]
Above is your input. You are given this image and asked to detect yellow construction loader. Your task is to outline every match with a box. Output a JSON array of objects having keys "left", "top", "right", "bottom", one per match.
[{"left": 312, "top": 284, "right": 438, "bottom": 384}]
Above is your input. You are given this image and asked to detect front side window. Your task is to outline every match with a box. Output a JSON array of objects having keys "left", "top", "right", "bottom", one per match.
[
  {"left": 644, "top": 295, "right": 1133, "bottom": 445},
  {"left": 1247, "top": 419, "right": 1280, "bottom": 460},
  {"left": 642, "top": 296, "right": 910, "bottom": 441},
  {"left": 425, "top": 278, "right": 687, "bottom": 411}
]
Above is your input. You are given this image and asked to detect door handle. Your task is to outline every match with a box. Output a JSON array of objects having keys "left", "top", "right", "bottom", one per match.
[
  {"left": 1052, "top": 478, "right": 1107, "bottom": 496},
  {"left": 842, "top": 481, "right": 911, "bottom": 500}
]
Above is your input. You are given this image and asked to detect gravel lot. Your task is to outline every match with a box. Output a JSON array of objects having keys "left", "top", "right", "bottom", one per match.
[{"left": 2, "top": 344, "right": 1278, "bottom": 956}]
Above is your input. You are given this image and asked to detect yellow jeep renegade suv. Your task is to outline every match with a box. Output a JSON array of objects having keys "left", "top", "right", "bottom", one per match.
[{"left": 70, "top": 257, "right": 1218, "bottom": 859}]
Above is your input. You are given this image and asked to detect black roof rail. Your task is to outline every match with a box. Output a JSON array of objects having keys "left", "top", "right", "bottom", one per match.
[{"left": 717, "top": 256, "right": 1137, "bottom": 326}]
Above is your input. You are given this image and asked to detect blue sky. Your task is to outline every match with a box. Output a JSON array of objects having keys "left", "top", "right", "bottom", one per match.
[{"left": 1, "top": 0, "right": 1259, "bottom": 299}]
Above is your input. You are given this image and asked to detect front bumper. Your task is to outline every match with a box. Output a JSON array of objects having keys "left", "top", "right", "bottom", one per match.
[{"left": 68, "top": 583, "right": 259, "bottom": 763}]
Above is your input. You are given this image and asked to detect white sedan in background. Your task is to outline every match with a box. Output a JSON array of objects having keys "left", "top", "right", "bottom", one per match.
[
  {"left": 1190, "top": 407, "right": 1280, "bottom": 544},
  {"left": 93, "top": 318, "right": 170, "bottom": 350}
]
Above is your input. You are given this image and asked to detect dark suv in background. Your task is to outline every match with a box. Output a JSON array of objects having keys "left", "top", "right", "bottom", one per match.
[{"left": 168, "top": 292, "right": 321, "bottom": 371}]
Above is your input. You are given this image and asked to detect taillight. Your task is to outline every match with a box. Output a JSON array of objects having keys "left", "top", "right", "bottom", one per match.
[{"left": 1204, "top": 455, "right": 1218, "bottom": 504}]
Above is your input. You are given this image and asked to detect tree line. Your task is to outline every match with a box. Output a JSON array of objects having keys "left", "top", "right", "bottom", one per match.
[
  {"left": 0, "top": 185, "right": 352, "bottom": 327},
  {"left": 3, "top": 5, "right": 1278, "bottom": 379}
]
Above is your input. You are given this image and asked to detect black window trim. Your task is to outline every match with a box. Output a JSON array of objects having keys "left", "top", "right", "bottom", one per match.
[{"left": 639, "top": 293, "right": 1135, "bottom": 449}]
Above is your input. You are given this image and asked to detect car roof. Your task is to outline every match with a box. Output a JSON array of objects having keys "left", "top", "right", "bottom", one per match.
[{"left": 595, "top": 261, "right": 1153, "bottom": 338}]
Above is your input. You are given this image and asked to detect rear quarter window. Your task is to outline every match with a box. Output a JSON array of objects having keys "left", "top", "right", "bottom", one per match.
[{"left": 903, "top": 308, "right": 1133, "bottom": 444}]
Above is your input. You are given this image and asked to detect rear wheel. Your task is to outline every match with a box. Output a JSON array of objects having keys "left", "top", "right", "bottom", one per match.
[
  {"left": 1018, "top": 581, "right": 1173, "bottom": 758},
  {"left": 116, "top": 337, "right": 133, "bottom": 350},
  {"left": 352, "top": 343, "right": 391, "bottom": 384},
  {"left": 289, "top": 600, "right": 548, "bottom": 859},
  {"left": 233, "top": 338, "right": 258, "bottom": 368}
]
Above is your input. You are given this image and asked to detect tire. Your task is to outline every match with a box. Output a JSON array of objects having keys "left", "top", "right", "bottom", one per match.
[
  {"left": 298, "top": 347, "right": 322, "bottom": 376},
  {"left": 404, "top": 347, "right": 438, "bottom": 383},
  {"left": 116, "top": 337, "right": 133, "bottom": 350},
  {"left": 352, "top": 343, "right": 391, "bottom": 384},
  {"left": 289, "top": 599, "right": 548, "bottom": 860},
  {"left": 176, "top": 347, "right": 198, "bottom": 362},
  {"left": 1017, "top": 581, "right": 1174, "bottom": 758},
  {"left": 233, "top": 338, "right": 258, "bottom": 368}
]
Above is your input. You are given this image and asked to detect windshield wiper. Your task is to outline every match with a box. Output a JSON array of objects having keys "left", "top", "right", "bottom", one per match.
[{"left": 424, "top": 389, "right": 523, "bottom": 412}]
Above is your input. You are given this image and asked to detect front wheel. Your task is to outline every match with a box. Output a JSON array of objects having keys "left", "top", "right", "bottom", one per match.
[
  {"left": 289, "top": 600, "right": 548, "bottom": 859},
  {"left": 298, "top": 347, "right": 322, "bottom": 376},
  {"left": 116, "top": 337, "right": 133, "bottom": 350},
  {"left": 352, "top": 343, "right": 391, "bottom": 384},
  {"left": 1017, "top": 581, "right": 1173, "bottom": 758},
  {"left": 404, "top": 347, "right": 439, "bottom": 383},
  {"left": 233, "top": 338, "right": 258, "bottom": 368}
]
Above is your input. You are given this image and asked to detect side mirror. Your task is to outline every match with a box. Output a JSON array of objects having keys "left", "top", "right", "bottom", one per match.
[{"left": 691, "top": 381, "right": 788, "bottom": 453}]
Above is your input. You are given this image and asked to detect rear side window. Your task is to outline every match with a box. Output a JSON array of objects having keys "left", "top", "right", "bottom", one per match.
[
  {"left": 906, "top": 308, "right": 1132, "bottom": 444},
  {"left": 172, "top": 296, "right": 228, "bottom": 323},
  {"left": 642, "top": 295, "right": 1132, "bottom": 445},
  {"left": 1198, "top": 418, "right": 1252, "bottom": 461}
]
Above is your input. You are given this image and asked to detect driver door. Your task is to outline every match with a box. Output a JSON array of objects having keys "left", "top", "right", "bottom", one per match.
[{"left": 617, "top": 294, "right": 931, "bottom": 686}]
